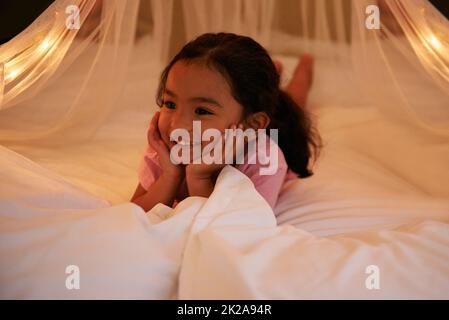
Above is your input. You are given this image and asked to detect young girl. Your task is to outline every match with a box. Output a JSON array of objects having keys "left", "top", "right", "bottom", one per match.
[{"left": 131, "top": 33, "right": 320, "bottom": 213}]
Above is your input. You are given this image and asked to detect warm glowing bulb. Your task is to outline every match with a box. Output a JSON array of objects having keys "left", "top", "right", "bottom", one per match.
[
  {"left": 428, "top": 34, "right": 442, "bottom": 51},
  {"left": 39, "top": 39, "right": 51, "bottom": 51},
  {"left": 7, "top": 69, "right": 19, "bottom": 81}
]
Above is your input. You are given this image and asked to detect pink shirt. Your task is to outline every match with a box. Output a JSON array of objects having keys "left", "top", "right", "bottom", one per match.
[{"left": 138, "top": 137, "right": 297, "bottom": 210}]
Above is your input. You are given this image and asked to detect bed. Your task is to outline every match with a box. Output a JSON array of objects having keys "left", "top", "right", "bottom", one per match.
[{"left": 1, "top": 36, "right": 449, "bottom": 299}]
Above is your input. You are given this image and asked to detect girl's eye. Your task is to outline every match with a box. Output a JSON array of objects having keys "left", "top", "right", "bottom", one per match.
[
  {"left": 195, "top": 107, "right": 213, "bottom": 115},
  {"left": 163, "top": 101, "right": 176, "bottom": 109}
]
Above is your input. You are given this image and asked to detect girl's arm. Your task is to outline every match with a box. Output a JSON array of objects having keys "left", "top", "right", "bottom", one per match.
[
  {"left": 130, "top": 183, "right": 146, "bottom": 202},
  {"left": 131, "top": 111, "right": 185, "bottom": 211},
  {"left": 131, "top": 173, "right": 183, "bottom": 212}
]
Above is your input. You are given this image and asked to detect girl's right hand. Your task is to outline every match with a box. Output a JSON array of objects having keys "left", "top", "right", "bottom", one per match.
[{"left": 147, "top": 111, "right": 185, "bottom": 180}]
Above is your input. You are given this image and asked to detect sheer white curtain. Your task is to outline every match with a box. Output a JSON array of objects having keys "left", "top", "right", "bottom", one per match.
[
  {"left": 149, "top": 0, "right": 448, "bottom": 134},
  {"left": 1, "top": 0, "right": 448, "bottom": 146},
  {"left": 352, "top": 0, "right": 449, "bottom": 135},
  {"left": 180, "top": 0, "right": 275, "bottom": 48},
  {"left": 0, "top": 0, "right": 139, "bottom": 145},
  {"left": 153, "top": 0, "right": 352, "bottom": 57},
  {"left": 150, "top": 0, "right": 174, "bottom": 63}
]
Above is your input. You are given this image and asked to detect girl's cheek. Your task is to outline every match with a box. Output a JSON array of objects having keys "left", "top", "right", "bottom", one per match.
[
  {"left": 203, "top": 119, "right": 229, "bottom": 132},
  {"left": 158, "top": 110, "right": 170, "bottom": 125},
  {"left": 158, "top": 117, "right": 170, "bottom": 137}
]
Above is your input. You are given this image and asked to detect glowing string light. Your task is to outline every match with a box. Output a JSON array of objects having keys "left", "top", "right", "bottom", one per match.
[
  {"left": 6, "top": 69, "right": 19, "bottom": 81},
  {"left": 39, "top": 39, "right": 51, "bottom": 52},
  {"left": 428, "top": 34, "right": 442, "bottom": 51}
]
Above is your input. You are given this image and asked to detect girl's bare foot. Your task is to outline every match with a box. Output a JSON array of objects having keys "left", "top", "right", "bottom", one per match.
[
  {"left": 286, "top": 54, "right": 314, "bottom": 108},
  {"left": 273, "top": 60, "right": 283, "bottom": 76}
]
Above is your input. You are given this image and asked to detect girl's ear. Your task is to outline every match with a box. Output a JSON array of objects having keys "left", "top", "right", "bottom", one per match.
[{"left": 245, "top": 112, "right": 271, "bottom": 130}]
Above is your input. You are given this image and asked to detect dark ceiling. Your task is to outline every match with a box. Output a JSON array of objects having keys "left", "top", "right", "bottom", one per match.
[{"left": 0, "top": 0, "right": 55, "bottom": 44}]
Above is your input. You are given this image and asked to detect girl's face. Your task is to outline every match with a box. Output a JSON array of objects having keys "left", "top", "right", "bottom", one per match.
[{"left": 158, "top": 60, "right": 244, "bottom": 150}]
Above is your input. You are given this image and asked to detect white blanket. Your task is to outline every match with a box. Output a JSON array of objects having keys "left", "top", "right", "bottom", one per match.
[{"left": 1, "top": 145, "right": 449, "bottom": 299}]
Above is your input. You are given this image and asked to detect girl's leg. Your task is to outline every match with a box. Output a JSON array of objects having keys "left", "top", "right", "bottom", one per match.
[{"left": 274, "top": 54, "right": 314, "bottom": 108}]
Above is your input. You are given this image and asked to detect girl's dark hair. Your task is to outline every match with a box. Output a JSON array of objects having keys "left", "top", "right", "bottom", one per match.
[{"left": 156, "top": 33, "right": 321, "bottom": 178}]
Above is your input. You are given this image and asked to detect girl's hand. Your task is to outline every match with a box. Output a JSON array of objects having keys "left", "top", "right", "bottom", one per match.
[
  {"left": 185, "top": 124, "right": 247, "bottom": 197},
  {"left": 185, "top": 160, "right": 226, "bottom": 181},
  {"left": 147, "top": 111, "right": 185, "bottom": 180},
  {"left": 185, "top": 124, "right": 244, "bottom": 180}
]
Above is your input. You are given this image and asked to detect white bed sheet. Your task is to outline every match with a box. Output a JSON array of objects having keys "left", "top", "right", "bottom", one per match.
[{"left": 1, "top": 149, "right": 448, "bottom": 299}]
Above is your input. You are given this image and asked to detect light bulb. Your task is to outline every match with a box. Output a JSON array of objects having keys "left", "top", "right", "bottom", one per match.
[
  {"left": 6, "top": 69, "right": 19, "bottom": 81},
  {"left": 39, "top": 39, "right": 51, "bottom": 52},
  {"left": 428, "top": 34, "right": 442, "bottom": 51}
]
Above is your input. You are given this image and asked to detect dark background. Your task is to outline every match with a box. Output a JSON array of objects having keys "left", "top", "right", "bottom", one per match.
[
  {"left": 430, "top": 0, "right": 449, "bottom": 17},
  {"left": 0, "top": 0, "right": 54, "bottom": 44},
  {"left": 0, "top": 0, "right": 448, "bottom": 45}
]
